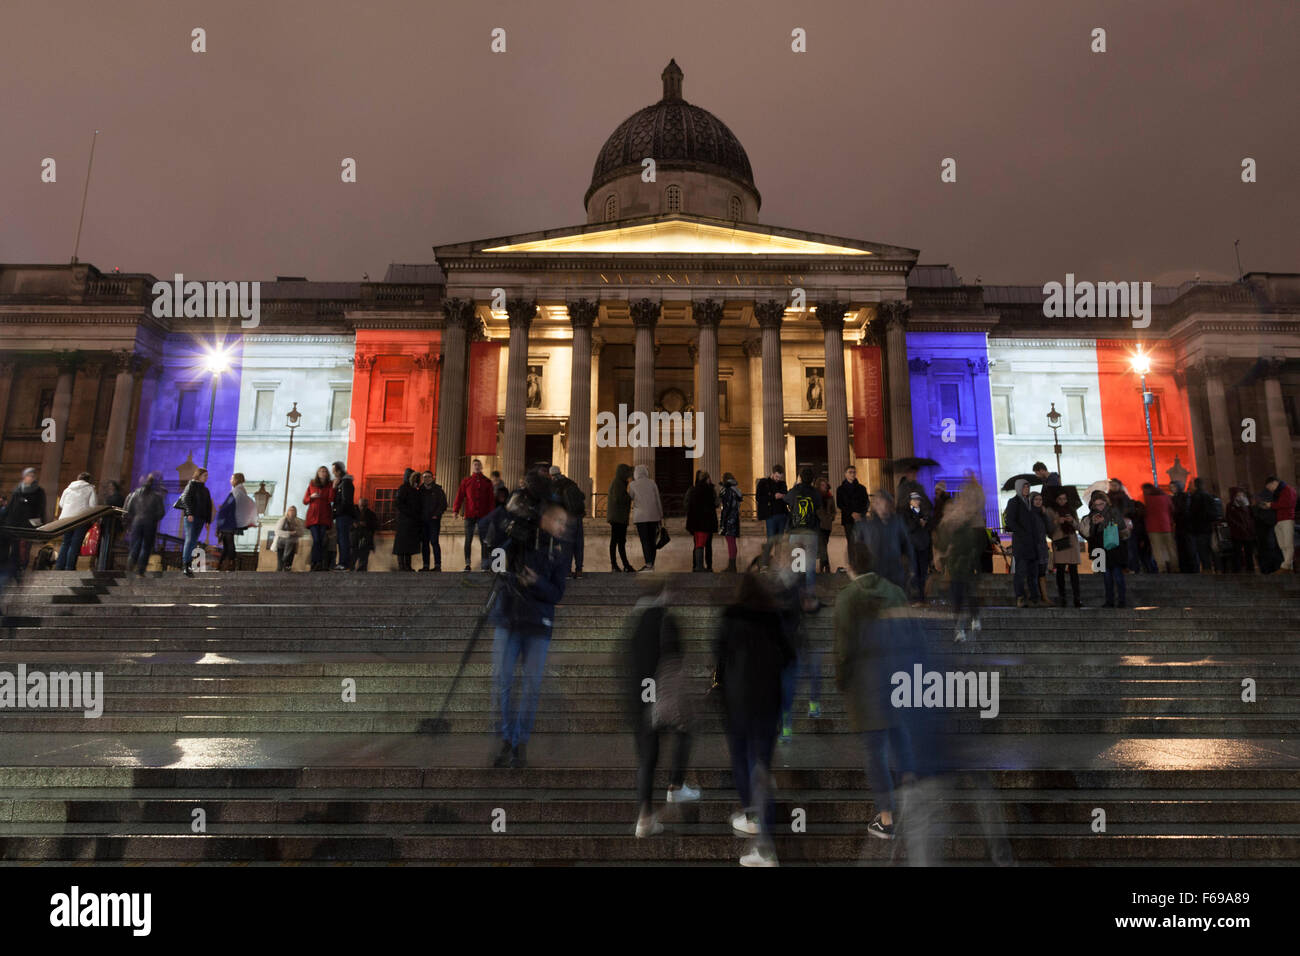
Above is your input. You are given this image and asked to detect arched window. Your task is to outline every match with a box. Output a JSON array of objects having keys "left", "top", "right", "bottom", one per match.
[
  {"left": 604, "top": 194, "right": 618, "bottom": 222},
  {"left": 665, "top": 184, "right": 682, "bottom": 214},
  {"left": 728, "top": 195, "right": 742, "bottom": 220}
]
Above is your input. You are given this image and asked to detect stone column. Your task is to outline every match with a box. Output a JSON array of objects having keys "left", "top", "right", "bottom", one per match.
[
  {"left": 567, "top": 298, "right": 599, "bottom": 502},
  {"left": 0, "top": 361, "right": 16, "bottom": 454},
  {"left": 589, "top": 334, "right": 605, "bottom": 511},
  {"left": 881, "top": 301, "right": 913, "bottom": 461},
  {"left": 40, "top": 355, "right": 79, "bottom": 521},
  {"left": 434, "top": 298, "right": 474, "bottom": 494},
  {"left": 1178, "top": 367, "right": 1213, "bottom": 492},
  {"left": 502, "top": 299, "right": 537, "bottom": 483},
  {"left": 817, "top": 300, "right": 851, "bottom": 484},
  {"left": 754, "top": 299, "right": 787, "bottom": 477},
  {"left": 630, "top": 298, "right": 660, "bottom": 475},
  {"left": 1198, "top": 356, "right": 1236, "bottom": 496},
  {"left": 98, "top": 350, "right": 140, "bottom": 488},
  {"left": 693, "top": 299, "right": 723, "bottom": 483},
  {"left": 1262, "top": 358, "right": 1295, "bottom": 484},
  {"left": 743, "top": 337, "right": 763, "bottom": 489}
]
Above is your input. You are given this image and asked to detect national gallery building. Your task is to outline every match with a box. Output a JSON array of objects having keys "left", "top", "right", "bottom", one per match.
[{"left": 2, "top": 62, "right": 1298, "bottom": 536}]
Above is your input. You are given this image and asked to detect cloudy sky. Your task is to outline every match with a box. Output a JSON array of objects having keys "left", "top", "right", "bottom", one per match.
[{"left": 2, "top": 0, "right": 1296, "bottom": 286}]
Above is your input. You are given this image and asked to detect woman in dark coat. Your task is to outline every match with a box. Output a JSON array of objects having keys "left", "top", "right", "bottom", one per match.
[
  {"left": 718, "top": 473, "right": 743, "bottom": 572},
  {"left": 392, "top": 468, "right": 422, "bottom": 571},
  {"left": 713, "top": 571, "right": 796, "bottom": 867},
  {"left": 684, "top": 470, "right": 718, "bottom": 572},
  {"left": 606, "top": 463, "right": 634, "bottom": 572}
]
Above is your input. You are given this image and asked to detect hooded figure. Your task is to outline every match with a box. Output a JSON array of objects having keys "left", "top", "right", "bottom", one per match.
[
  {"left": 606, "top": 463, "right": 635, "bottom": 572},
  {"left": 392, "top": 468, "right": 422, "bottom": 568},
  {"left": 628, "top": 464, "right": 664, "bottom": 571}
]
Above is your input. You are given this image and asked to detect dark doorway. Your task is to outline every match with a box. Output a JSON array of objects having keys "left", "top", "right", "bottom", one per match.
[
  {"left": 655, "top": 446, "right": 694, "bottom": 515},
  {"left": 795, "top": 435, "right": 829, "bottom": 483},
  {"left": 524, "top": 434, "right": 553, "bottom": 477}
]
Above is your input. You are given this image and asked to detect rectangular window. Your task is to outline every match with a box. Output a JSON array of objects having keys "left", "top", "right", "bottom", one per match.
[
  {"left": 1148, "top": 391, "right": 1166, "bottom": 436},
  {"left": 253, "top": 389, "right": 275, "bottom": 430},
  {"left": 1067, "top": 392, "right": 1087, "bottom": 435},
  {"left": 175, "top": 388, "right": 200, "bottom": 430},
  {"left": 992, "top": 392, "right": 1014, "bottom": 434},
  {"left": 329, "top": 389, "right": 352, "bottom": 432},
  {"left": 939, "top": 383, "right": 962, "bottom": 425},
  {"left": 383, "top": 381, "right": 405, "bottom": 422}
]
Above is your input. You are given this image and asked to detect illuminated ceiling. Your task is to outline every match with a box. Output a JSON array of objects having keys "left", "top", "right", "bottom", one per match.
[{"left": 481, "top": 220, "right": 872, "bottom": 256}]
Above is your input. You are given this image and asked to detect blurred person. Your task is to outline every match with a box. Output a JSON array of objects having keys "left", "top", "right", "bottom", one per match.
[
  {"left": 836, "top": 465, "right": 869, "bottom": 559},
  {"left": 786, "top": 466, "right": 821, "bottom": 592},
  {"left": 1142, "top": 483, "right": 1175, "bottom": 573},
  {"left": 1044, "top": 490, "right": 1083, "bottom": 607},
  {"left": 1080, "top": 489, "right": 1130, "bottom": 607},
  {"left": 1187, "top": 477, "right": 1216, "bottom": 573},
  {"left": 97, "top": 479, "right": 125, "bottom": 571},
  {"left": 1264, "top": 475, "right": 1295, "bottom": 570},
  {"left": 352, "top": 497, "right": 378, "bottom": 571},
  {"left": 939, "top": 490, "right": 986, "bottom": 642},
  {"left": 489, "top": 470, "right": 506, "bottom": 497},
  {"left": 273, "top": 506, "right": 304, "bottom": 571},
  {"left": 54, "top": 471, "right": 98, "bottom": 570},
  {"left": 175, "top": 467, "right": 212, "bottom": 578},
  {"left": 124, "top": 472, "right": 165, "bottom": 576},
  {"left": 1225, "top": 487, "right": 1256, "bottom": 573},
  {"left": 718, "top": 472, "right": 743, "bottom": 572},
  {"left": 393, "top": 469, "right": 422, "bottom": 572},
  {"left": 626, "top": 582, "right": 699, "bottom": 838},
  {"left": 606, "top": 463, "right": 635, "bottom": 572},
  {"left": 815, "top": 476, "right": 835, "bottom": 574},
  {"left": 713, "top": 571, "right": 796, "bottom": 866},
  {"left": 3, "top": 468, "right": 45, "bottom": 574},
  {"left": 902, "top": 491, "right": 932, "bottom": 603},
  {"left": 419, "top": 470, "right": 447, "bottom": 572},
  {"left": 217, "top": 472, "right": 257, "bottom": 572},
  {"left": 853, "top": 490, "right": 913, "bottom": 592},
  {"left": 1003, "top": 478, "right": 1039, "bottom": 607},
  {"left": 549, "top": 465, "right": 586, "bottom": 578},
  {"left": 684, "top": 469, "right": 718, "bottom": 573},
  {"left": 480, "top": 485, "right": 513, "bottom": 556},
  {"left": 1254, "top": 489, "right": 1284, "bottom": 574},
  {"left": 1171, "top": 480, "right": 1195, "bottom": 572},
  {"left": 331, "top": 461, "right": 357, "bottom": 572},
  {"left": 628, "top": 464, "right": 663, "bottom": 572},
  {"left": 453, "top": 459, "right": 495, "bottom": 571}
]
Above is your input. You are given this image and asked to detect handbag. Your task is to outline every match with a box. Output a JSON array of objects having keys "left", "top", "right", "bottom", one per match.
[
  {"left": 655, "top": 522, "right": 670, "bottom": 550},
  {"left": 80, "top": 521, "right": 101, "bottom": 556},
  {"left": 1102, "top": 521, "right": 1120, "bottom": 550},
  {"left": 1052, "top": 535, "right": 1075, "bottom": 553}
]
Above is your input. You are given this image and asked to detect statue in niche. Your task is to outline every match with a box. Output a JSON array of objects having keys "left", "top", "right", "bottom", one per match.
[
  {"left": 805, "top": 367, "right": 825, "bottom": 411},
  {"left": 526, "top": 365, "right": 543, "bottom": 409}
]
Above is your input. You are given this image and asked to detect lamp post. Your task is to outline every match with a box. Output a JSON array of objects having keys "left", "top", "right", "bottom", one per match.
[
  {"left": 1131, "top": 350, "right": 1159, "bottom": 486},
  {"left": 1046, "top": 402, "right": 1063, "bottom": 480},
  {"left": 200, "top": 346, "right": 232, "bottom": 470},
  {"left": 282, "top": 402, "right": 301, "bottom": 514}
]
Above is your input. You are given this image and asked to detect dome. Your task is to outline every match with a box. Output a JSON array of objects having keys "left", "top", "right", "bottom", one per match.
[{"left": 584, "top": 60, "right": 761, "bottom": 214}]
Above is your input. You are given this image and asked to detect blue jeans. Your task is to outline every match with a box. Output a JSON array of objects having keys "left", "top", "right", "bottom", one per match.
[
  {"left": 1013, "top": 555, "right": 1039, "bottom": 600},
  {"left": 56, "top": 525, "right": 89, "bottom": 570},
  {"left": 765, "top": 515, "right": 788, "bottom": 539},
  {"left": 181, "top": 518, "right": 204, "bottom": 571},
  {"left": 491, "top": 627, "right": 550, "bottom": 746},
  {"left": 308, "top": 525, "right": 328, "bottom": 568},
  {"left": 791, "top": 531, "right": 819, "bottom": 591},
  {"left": 421, "top": 517, "right": 442, "bottom": 569},
  {"left": 781, "top": 646, "right": 824, "bottom": 717},
  {"left": 128, "top": 525, "right": 156, "bottom": 573},
  {"left": 465, "top": 516, "right": 489, "bottom": 567},
  {"left": 726, "top": 719, "right": 778, "bottom": 839},
  {"left": 1102, "top": 563, "right": 1127, "bottom": 605},
  {"left": 334, "top": 515, "right": 353, "bottom": 569},
  {"left": 862, "top": 726, "right": 915, "bottom": 817}
]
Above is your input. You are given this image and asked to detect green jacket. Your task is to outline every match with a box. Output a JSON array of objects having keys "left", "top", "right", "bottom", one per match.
[
  {"left": 606, "top": 463, "right": 633, "bottom": 525},
  {"left": 833, "top": 572, "right": 908, "bottom": 732}
]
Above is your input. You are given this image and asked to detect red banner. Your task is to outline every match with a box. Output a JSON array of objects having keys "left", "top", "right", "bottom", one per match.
[
  {"left": 465, "top": 342, "right": 501, "bottom": 455},
  {"left": 850, "top": 345, "right": 887, "bottom": 459}
]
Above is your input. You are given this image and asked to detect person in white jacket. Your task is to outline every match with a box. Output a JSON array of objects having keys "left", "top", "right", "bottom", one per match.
[
  {"left": 628, "top": 464, "right": 663, "bottom": 571},
  {"left": 55, "top": 472, "right": 98, "bottom": 570}
]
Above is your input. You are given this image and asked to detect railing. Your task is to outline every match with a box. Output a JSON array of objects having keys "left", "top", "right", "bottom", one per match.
[{"left": 589, "top": 491, "right": 757, "bottom": 521}]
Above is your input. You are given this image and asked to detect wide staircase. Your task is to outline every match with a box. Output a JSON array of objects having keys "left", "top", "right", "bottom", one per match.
[{"left": 1, "top": 569, "right": 1298, "bottom": 864}]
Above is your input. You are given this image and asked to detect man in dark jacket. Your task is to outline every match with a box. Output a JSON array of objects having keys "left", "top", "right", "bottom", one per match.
[
  {"left": 606, "top": 463, "right": 634, "bottom": 572},
  {"left": 3, "top": 468, "right": 46, "bottom": 574},
  {"left": 419, "top": 470, "right": 448, "bottom": 572},
  {"left": 901, "top": 491, "right": 932, "bottom": 602},
  {"left": 1186, "top": 477, "right": 1216, "bottom": 573},
  {"left": 852, "top": 490, "right": 914, "bottom": 592},
  {"left": 1225, "top": 487, "right": 1255, "bottom": 573},
  {"left": 330, "top": 462, "right": 357, "bottom": 572},
  {"left": 1003, "top": 478, "right": 1039, "bottom": 607},
  {"left": 755, "top": 465, "right": 788, "bottom": 568},
  {"left": 489, "top": 501, "right": 574, "bottom": 770},
  {"left": 124, "top": 473, "right": 166, "bottom": 576},
  {"left": 836, "top": 465, "right": 869, "bottom": 555},
  {"left": 352, "top": 498, "right": 379, "bottom": 571},
  {"left": 453, "top": 459, "right": 495, "bottom": 571},
  {"left": 176, "top": 468, "right": 213, "bottom": 578},
  {"left": 549, "top": 465, "right": 586, "bottom": 577}
]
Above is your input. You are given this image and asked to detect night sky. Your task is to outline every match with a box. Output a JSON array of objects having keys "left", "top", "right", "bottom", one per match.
[{"left": 2, "top": 0, "right": 1296, "bottom": 285}]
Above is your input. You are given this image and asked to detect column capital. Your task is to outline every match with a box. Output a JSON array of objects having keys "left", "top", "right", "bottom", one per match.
[
  {"left": 742, "top": 337, "right": 763, "bottom": 358},
  {"left": 880, "top": 300, "right": 911, "bottom": 331},
  {"left": 506, "top": 299, "right": 538, "bottom": 331},
  {"left": 441, "top": 297, "right": 477, "bottom": 329},
  {"left": 591, "top": 334, "right": 606, "bottom": 357},
  {"left": 1191, "top": 355, "right": 1228, "bottom": 378},
  {"left": 357, "top": 351, "right": 378, "bottom": 372},
  {"left": 966, "top": 356, "right": 990, "bottom": 375},
  {"left": 857, "top": 324, "right": 882, "bottom": 347},
  {"left": 0, "top": 358, "right": 15, "bottom": 375},
  {"left": 567, "top": 297, "right": 600, "bottom": 329},
  {"left": 53, "top": 350, "right": 83, "bottom": 373},
  {"left": 413, "top": 351, "right": 437, "bottom": 371},
  {"left": 692, "top": 297, "right": 724, "bottom": 330},
  {"left": 1260, "top": 357, "right": 1288, "bottom": 378},
  {"left": 815, "top": 300, "right": 849, "bottom": 332},
  {"left": 753, "top": 299, "right": 785, "bottom": 329},
  {"left": 687, "top": 340, "right": 699, "bottom": 362},
  {"left": 468, "top": 317, "right": 489, "bottom": 343},
  {"left": 629, "top": 297, "right": 661, "bottom": 329}
]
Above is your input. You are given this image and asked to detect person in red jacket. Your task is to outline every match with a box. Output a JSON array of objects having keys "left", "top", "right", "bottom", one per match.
[
  {"left": 1141, "top": 483, "right": 1175, "bottom": 573},
  {"left": 303, "top": 465, "right": 335, "bottom": 571},
  {"left": 1265, "top": 476, "right": 1296, "bottom": 571},
  {"left": 453, "top": 459, "right": 495, "bottom": 571}
]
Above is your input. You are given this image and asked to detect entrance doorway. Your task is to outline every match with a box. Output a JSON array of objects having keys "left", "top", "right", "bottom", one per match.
[
  {"left": 655, "top": 446, "right": 694, "bottom": 515},
  {"left": 795, "top": 435, "right": 829, "bottom": 483},
  {"left": 524, "top": 434, "right": 553, "bottom": 475}
]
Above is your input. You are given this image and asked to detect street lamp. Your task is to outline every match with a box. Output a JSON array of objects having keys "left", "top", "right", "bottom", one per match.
[
  {"left": 200, "top": 346, "right": 233, "bottom": 470},
  {"left": 1131, "top": 349, "right": 1159, "bottom": 485},
  {"left": 1045, "top": 402, "right": 1063, "bottom": 480},
  {"left": 282, "top": 402, "right": 302, "bottom": 514}
]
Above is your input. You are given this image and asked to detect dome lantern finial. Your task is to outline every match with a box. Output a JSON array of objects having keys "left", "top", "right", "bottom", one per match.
[{"left": 661, "top": 59, "right": 683, "bottom": 101}]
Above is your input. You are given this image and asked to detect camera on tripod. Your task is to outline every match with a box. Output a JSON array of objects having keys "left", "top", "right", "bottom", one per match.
[{"left": 503, "top": 471, "right": 554, "bottom": 550}]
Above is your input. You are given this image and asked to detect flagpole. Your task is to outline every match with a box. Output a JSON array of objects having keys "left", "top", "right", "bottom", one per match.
[{"left": 71, "top": 129, "right": 100, "bottom": 264}]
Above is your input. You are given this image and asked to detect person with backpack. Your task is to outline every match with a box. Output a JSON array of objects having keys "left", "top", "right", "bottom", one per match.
[
  {"left": 549, "top": 465, "right": 586, "bottom": 578},
  {"left": 1080, "top": 489, "right": 1130, "bottom": 607},
  {"left": 718, "top": 473, "right": 743, "bottom": 572},
  {"left": 175, "top": 467, "right": 213, "bottom": 578},
  {"left": 54, "top": 471, "right": 98, "bottom": 570},
  {"left": 330, "top": 461, "right": 357, "bottom": 572},
  {"left": 786, "top": 466, "right": 822, "bottom": 593},
  {"left": 684, "top": 470, "right": 719, "bottom": 573}
]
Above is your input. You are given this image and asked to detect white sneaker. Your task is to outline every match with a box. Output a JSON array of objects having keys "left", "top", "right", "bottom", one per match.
[
  {"left": 667, "top": 783, "right": 701, "bottom": 803},
  {"left": 635, "top": 814, "right": 663, "bottom": 838},
  {"left": 740, "top": 845, "right": 779, "bottom": 867},
  {"left": 730, "top": 811, "right": 760, "bottom": 836},
  {"left": 953, "top": 627, "right": 966, "bottom": 644}
]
